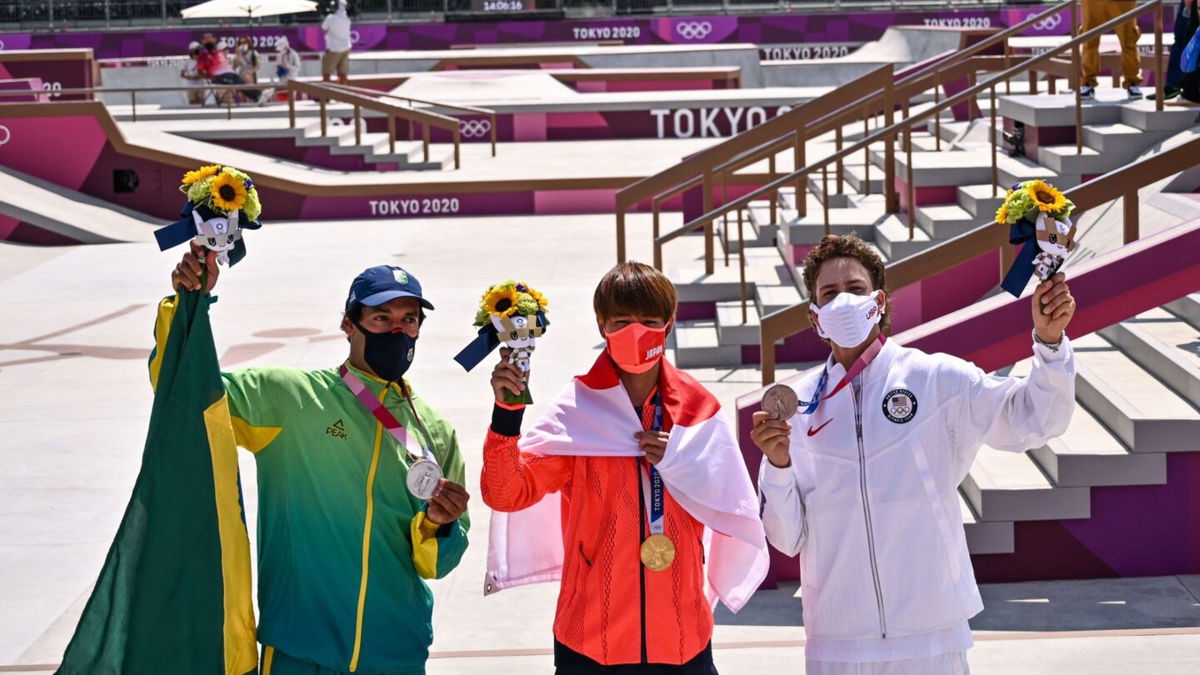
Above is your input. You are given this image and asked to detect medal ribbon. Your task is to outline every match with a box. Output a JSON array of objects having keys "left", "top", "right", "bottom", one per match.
[
  {"left": 339, "top": 364, "right": 438, "bottom": 466},
  {"left": 799, "top": 335, "right": 887, "bottom": 415},
  {"left": 641, "top": 393, "right": 666, "bottom": 539}
]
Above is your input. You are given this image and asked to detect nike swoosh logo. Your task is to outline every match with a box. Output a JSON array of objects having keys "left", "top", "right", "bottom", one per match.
[{"left": 807, "top": 419, "right": 833, "bottom": 437}]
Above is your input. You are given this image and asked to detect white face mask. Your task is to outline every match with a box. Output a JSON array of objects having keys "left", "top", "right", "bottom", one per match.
[{"left": 812, "top": 290, "right": 883, "bottom": 348}]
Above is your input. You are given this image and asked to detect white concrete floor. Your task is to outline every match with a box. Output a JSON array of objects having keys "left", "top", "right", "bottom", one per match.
[{"left": 1, "top": 212, "right": 1197, "bottom": 673}]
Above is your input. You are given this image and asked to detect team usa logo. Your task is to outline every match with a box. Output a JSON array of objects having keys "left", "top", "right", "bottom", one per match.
[{"left": 882, "top": 388, "right": 917, "bottom": 424}]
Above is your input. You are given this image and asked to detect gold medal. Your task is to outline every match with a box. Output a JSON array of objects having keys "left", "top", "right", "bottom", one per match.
[{"left": 640, "top": 533, "right": 676, "bottom": 571}]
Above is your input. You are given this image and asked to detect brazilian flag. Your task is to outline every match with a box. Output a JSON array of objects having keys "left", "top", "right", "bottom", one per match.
[{"left": 57, "top": 286, "right": 257, "bottom": 675}]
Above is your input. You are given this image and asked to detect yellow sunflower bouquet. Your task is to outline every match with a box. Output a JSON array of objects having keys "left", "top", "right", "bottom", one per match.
[
  {"left": 454, "top": 281, "right": 550, "bottom": 404},
  {"left": 154, "top": 164, "right": 264, "bottom": 268},
  {"left": 995, "top": 180, "right": 1077, "bottom": 296}
]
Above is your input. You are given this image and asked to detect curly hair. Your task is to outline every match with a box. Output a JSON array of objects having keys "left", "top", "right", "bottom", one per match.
[{"left": 801, "top": 234, "right": 892, "bottom": 335}]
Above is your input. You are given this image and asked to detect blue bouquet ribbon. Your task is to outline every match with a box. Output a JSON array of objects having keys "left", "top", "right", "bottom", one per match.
[
  {"left": 1000, "top": 217, "right": 1041, "bottom": 297},
  {"left": 154, "top": 201, "right": 261, "bottom": 267},
  {"left": 453, "top": 311, "right": 549, "bottom": 372}
]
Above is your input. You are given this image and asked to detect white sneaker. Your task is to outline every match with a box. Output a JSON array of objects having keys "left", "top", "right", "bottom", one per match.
[
  {"left": 1127, "top": 85, "right": 1143, "bottom": 98},
  {"left": 1080, "top": 85, "right": 1095, "bottom": 99}
]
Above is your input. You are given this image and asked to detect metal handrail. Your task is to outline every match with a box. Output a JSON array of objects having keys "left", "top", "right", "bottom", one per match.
[
  {"left": 324, "top": 81, "right": 497, "bottom": 158},
  {"left": 676, "top": 0, "right": 1166, "bottom": 255},
  {"left": 286, "top": 79, "right": 463, "bottom": 169},
  {"left": 0, "top": 82, "right": 268, "bottom": 121},
  {"left": 756, "top": 130, "right": 1198, "bottom": 385}
]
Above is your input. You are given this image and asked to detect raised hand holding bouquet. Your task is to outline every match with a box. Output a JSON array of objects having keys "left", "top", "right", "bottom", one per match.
[
  {"left": 154, "top": 164, "right": 263, "bottom": 266},
  {"left": 454, "top": 280, "right": 549, "bottom": 405},
  {"left": 997, "top": 179, "right": 1077, "bottom": 296}
]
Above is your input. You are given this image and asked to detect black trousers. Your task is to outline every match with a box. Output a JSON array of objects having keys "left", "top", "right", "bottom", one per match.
[{"left": 554, "top": 640, "right": 718, "bottom": 674}]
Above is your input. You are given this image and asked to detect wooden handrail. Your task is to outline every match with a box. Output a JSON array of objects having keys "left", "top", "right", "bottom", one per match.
[
  {"left": 324, "top": 81, "right": 498, "bottom": 159},
  {"left": 614, "top": 64, "right": 897, "bottom": 272},
  {"left": 287, "top": 80, "right": 464, "bottom": 169},
  {"left": 613, "top": 0, "right": 1077, "bottom": 270},
  {"left": 679, "top": 0, "right": 1166, "bottom": 257},
  {"left": 757, "top": 133, "right": 1200, "bottom": 384}
]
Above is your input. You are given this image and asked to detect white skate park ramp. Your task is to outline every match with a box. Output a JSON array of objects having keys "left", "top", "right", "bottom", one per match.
[
  {"left": 0, "top": 167, "right": 159, "bottom": 245},
  {"left": 391, "top": 70, "right": 578, "bottom": 104},
  {"left": 763, "top": 26, "right": 969, "bottom": 87}
]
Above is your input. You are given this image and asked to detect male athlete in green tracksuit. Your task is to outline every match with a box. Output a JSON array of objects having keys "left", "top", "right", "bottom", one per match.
[{"left": 162, "top": 244, "right": 470, "bottom": 674}]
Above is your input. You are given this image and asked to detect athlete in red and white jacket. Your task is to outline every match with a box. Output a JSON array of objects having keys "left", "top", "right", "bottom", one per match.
[{"left": 751, "top": 235, "right": 1077, "bottom": 675}]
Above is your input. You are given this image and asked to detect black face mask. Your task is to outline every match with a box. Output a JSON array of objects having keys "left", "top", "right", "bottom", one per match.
[{"left": 354, "top": 321, "right": 416, "bottom": 382}]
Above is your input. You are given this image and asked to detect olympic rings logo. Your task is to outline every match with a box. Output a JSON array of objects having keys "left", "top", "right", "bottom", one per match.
[
  {"left": 460, "top": 119, "right": 492, "bottom": 138},
  {"left": 1032, "top": 14, "right": 1063, "bottom": 32},
  {"left": 0, "top": 125, "right": 10, "bottom": 146},
  {"left": 350, "top": 30, "right": 361, "bottom": 45},
  {"left": 675, "top": 21, "right": 713, "bottom": 41},
  {"left": 0, "top": 39, "right": 6, "bottom": 50}
]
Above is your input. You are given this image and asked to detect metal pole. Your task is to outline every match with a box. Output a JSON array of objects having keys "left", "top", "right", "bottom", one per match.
[
  {"left": 722, "top": 174, "right": 730, "bottom": 268},
  {"left": 768, "top": 155, "right": 778, "bottom": 225},
  {"left": 990, "top": 86, "right": 998, "bottom": 196},
  {"left": 703, "top": 173, "right": 714, "bottom": 275},
  {"left": 161, "top": 0, "right": 166, "bottom": 23},
  {"left": 1123, "top": 191, "right": 1139, "bottom": 243},
  {"left": 1072, "top": 0, "right": 1083, "bottom": 154},
  {"left": 863, "top": 106, "right": 871, "bottom": 197},
  {"left": 905, "top": 126, "right": 915, "bottom": 236},
  {"left": 934, "top": 72, "right": 942, "bottom": 150},
  {"left": 1156, "top": 0, "right": 1165, "bottom": 112},
  {"left": 104, "top": 0, "right": 110, "bottom": 28},
  {"left": 738, "top": 210, "right": 747, "bottom": 324},
  {"left": 616, "top": 210, "right": 626, "bottom": 265},
  {"left": 822, "top": 166, "right": 830, "bottom": 237},
  {"left": 835, "top": 125, "right": 844, "bottom": 194}
]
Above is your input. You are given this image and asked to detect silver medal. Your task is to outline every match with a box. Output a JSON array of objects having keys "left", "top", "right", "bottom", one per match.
[
  {"left": 762, "top": 384, "right": 799, "bottom": 421},
  {"left": 406, "top": 458, "right": 443, "bottom": 500}
]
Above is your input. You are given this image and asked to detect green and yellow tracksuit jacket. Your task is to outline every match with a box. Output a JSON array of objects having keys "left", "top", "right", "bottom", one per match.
[{"left": 150, "top": 295, "right": 470, "bottom": 674}]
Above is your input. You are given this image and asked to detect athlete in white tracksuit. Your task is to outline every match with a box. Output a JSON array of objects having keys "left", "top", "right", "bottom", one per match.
[{"left": 752, "top": 235, "right": 1078, "bottom": 674}]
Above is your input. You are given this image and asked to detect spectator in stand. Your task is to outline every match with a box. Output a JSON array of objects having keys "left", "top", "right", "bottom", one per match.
[
  {"left": 198, "top": 34, "right": 259, "bottom": 104},
  {"left": 1079, "top": 0, "right": 1144, "bottom": 99},
  {"left": 180, "top": 41, "right": 207, "bottom": 106},
  {"left": 321, "top": 0, "right": 353, "bottom": 85},
  {"left": 233, "top": 36, "right": 261, "bottom": 85},
  {"left": 274, "top": 37, "right": 303, "bottom": 85}
]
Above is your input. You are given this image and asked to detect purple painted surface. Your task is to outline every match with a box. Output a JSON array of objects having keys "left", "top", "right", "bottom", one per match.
[
  {"left": 4, "top": 7, "right": 1170, "bottom": 60},
  {"left": 676, "top": 301, "right": 717, "bottom": 321},
  {"left": 0, "top": 54, "right": 93, "bottom": 100},
  {"left": 0, "top": 113, "right": 107, "bottom": 190},
  {"left": 0, "top": 77, "right": 47, "bottom": 102}
]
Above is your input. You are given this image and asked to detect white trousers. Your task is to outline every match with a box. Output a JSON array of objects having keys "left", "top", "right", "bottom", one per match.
[{"left": 806, "top": 650, "right": 970, "bottom": 675}]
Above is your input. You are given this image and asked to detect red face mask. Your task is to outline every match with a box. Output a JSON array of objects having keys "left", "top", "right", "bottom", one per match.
[{"left": 605, "top": 322, "right": 669, "bottom": 374}]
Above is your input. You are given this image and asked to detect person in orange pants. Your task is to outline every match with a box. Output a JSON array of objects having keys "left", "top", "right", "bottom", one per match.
[{"left": 1080, "top": 0, "right": 1144, "bottom": 98}]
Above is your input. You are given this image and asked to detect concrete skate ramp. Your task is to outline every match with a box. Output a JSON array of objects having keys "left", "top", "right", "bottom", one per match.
[
  {"left": 763, "top": 26, "right": 972, "bottom": 88},
  {"left": 391, "top": 70, "right": 577, "bottom": 104},
  {"left": 0, "top": 167, "right": 159, "bottom": 244}
]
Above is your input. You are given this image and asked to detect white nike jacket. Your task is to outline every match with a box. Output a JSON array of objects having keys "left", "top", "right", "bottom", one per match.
[{"left": 758, "top": 335, "right": 1075, "bottom": 662}]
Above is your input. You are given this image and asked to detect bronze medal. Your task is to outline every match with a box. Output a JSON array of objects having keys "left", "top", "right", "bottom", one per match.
[
  {"left": 640, "top": 533, "right": 676, "bottom": 571},
  {"left": 762, "top": 384, "right": 799, "bottom": 421}
]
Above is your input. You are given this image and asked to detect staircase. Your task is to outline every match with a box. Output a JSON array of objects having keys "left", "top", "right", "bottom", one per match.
[
  {"left": 670, "top": 94, "right": 1200, "bottom": 370},
  {"left": 290, "top": 120, "right": 454, "bottom": 171},
  {"left": 963, "top": 293, "right": 1200, "bottom": 573}
]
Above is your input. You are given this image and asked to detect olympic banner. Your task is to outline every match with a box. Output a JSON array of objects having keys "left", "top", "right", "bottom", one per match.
[{"left": 0, "top": 6, "right": 1172, "bottom": 60}]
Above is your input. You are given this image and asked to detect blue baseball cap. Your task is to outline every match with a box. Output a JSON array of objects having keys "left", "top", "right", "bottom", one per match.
[{"left": 345, "top": 265, "right": 434, "bottom": 312}]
